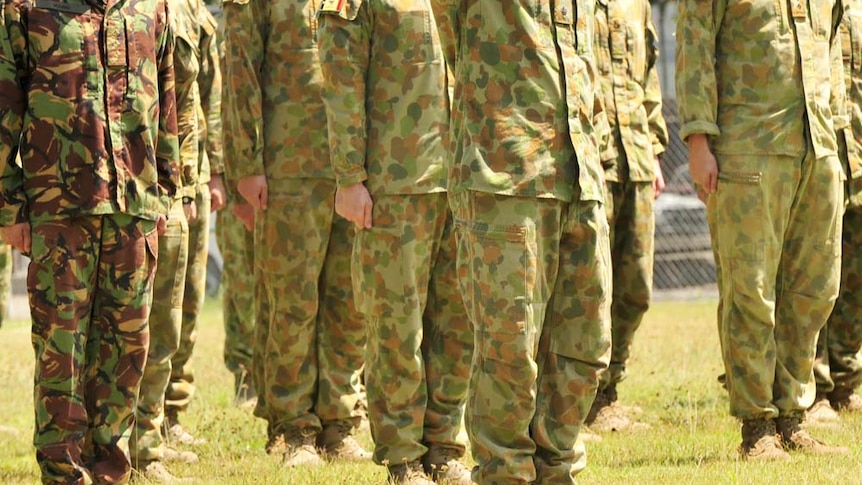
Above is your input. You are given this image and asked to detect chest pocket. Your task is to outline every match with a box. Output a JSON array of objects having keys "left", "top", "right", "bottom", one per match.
[
  {"left": 374, "top": 2, "right": 436, "bottom": 65},
  {"left": 27, "top": 1, "right": 93, "bottom": 96}
]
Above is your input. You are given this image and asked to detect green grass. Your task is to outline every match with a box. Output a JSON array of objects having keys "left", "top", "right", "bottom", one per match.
[{"left": 2, "top": 298, "right": 861, "bottom": 484}]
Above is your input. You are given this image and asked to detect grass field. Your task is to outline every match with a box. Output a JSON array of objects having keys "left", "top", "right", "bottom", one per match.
[{"left": 2, "top": 297, "right": 861, "bottom": 484}]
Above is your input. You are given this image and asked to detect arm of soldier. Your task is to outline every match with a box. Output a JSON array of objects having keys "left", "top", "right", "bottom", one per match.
[
  {"left": 318, "top": 0, "right": 373, "bottom": 228},
  {"left": 156, "top": 2, "right": 181, "bottom": 222},
  {"left": 676, "top": 0, "right": 722, "bottom": 200},
  {"left": 222, "top": 0, "right": 266, "bottom": 208},
  {"left": 199, "top": 7, "right": 226, "bottom": 212},
  {"left": 830, "top": 0, "right": 849, "bottom": 131},
  {"left": 0, "top": 2, "right": 28, "bottom": 245}
]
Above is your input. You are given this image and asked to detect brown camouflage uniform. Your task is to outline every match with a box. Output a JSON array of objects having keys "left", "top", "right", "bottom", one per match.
[
  {"left": 132, "top": 0, "right": 215, "bottom": 468},
  {"left": 318, "top": 0, "right": 472, "bottom": 475},
  {"left": 221, "top": 0, "right": 365, "bottom": 450},
  {"left": 676, "top": 0, "right": 845, "bottom": 420},
  {"left": 814, "top": 0, "right": 862, "bottom": 405},
  {"left": 165, "top": 0, "right": 223, "bottom": 425},
  {"left": 0, "top": 0, "right": 179, "bottom": 481},
  {"left": 594, "top": 0, "right": 668, "bottom": 397},
  {"left": 430, "top": 0, "right": 613, "bottom": 483}
]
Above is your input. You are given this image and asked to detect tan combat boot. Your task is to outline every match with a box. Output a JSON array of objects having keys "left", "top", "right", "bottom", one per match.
[
  {"left": 387, "top": 459, "right": 435, "bottom": 485},
  {"left": 135, "top": 460, "right": 193, "bottom": 483},
  {"left": 318, "top": 419, "right": 371, "bottom": 461},
  {"left": 738, "top": 418, "right": 790, "bottom": 461},
  {"left": 829, "top": 389, "right": 862, "bottom": 413},
  {"left": 282, "top": 427, "right": 325, "bottom": 467},
  {"left": 806, "top": 395, "right": 839, "bottom": 425},
  {"left": 164, "top": 411, "right": 206, "bottom": 446},
  {"left": 423, "top": 446, "right": 473, "bottom": 485},
  {"left": 776, "top": 414, "right": 849, "bottom": 455},
  {"left": 586, "top": 386, "right": 647, "bottom": 433}
]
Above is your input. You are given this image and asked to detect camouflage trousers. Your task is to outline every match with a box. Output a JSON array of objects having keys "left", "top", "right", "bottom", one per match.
[
  {"left": 354, "top": 193, "right": 472, "bottom": 465},
  {"left": 166, "top": 188, "right": 211, "bottom": 415},
  {"left": 252, "top": 178, "right": 365, "bottom": 434},
  {"left": 707, "top": 151, "right": 843, "bottom": 419},
  {"left": 450, "top": 191, "right": 612, "bottom": 485},
  {"left": 0, "top": 243, "right": 11, "bottom": 327},
  {"left": 132, "top": 201, "right": 189, "bottom": 463},
  {"left": 217, "top": 199, "right": 255, "bottom": 381},
  {"left": 602, "top": 179, "right": 655, "bottom": 389},
  {"left": 814, "top": 202, "right": 862, "bottom": 397},
  {"left": 29, "top": 214, "right": 157, "bottom": 485}
]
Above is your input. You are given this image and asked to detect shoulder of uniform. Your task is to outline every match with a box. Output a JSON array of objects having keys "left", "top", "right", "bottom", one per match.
[{"left": 318, "top": 0, "right": 361, "bottom": 20}]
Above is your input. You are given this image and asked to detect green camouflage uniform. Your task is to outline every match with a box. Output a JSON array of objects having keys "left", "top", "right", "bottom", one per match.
[
  {"left": 203, "top": 0, "right": 256, "bottom": 387},
  {"left": 166, "top": 2, "right": 222, "bottom": 419},
  {"left": 814, "top": 0, "right": 862, "bottom": 401},
  {"left": 217, "top": 202, "right": 255, "bottom": 382},
  {"left": 594, "top": 0, "right": 668, "bottom": 392},
  {"left": 0, "top": 244, "right": 11, "bottom": 327},
  {"left": 221, "top": 0, "right": 365, "bottom": 441},
  {"left": 676, "top": 0, "right": 846, "bottom": 420},
  {"left": 133, "top": 0, "right": 213, "bottom": 465},
  {"left": 318, "top": 0, "right": 472, "bottom": 467},
  {"left": 430, "top": 1, "right": 612, "bottom": 483},
  {"left": 0, "top": 0, "right": 180, "bottom": 481}
]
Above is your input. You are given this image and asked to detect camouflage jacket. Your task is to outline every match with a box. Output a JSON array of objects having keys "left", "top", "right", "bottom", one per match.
[
  {"left": 840, "top": 1, "right": 862, "bottom": 182},
  {"left": 221, "top": 0, "right": 332, "bottom": 183},
  {"left": 0, "top": 0, "right": 179, "bottom": 226},
  {"left": 318, "top": 0, "right": 448, "bottom": 195},
  {"left": 429, "top": 0, "right": 608, "bottom": 203},
  {"left": 197, "top": 3, "right": 223, "bottom": 182},
  {"left": 675, "top": 0, "right": 847, "bottom": 160},
  {"left": 594, "top": 0, "right": 668, "bottom": 183}
]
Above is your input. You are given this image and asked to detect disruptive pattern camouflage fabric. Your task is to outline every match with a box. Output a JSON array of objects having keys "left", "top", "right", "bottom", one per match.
[
  {"left": 677, "top": 0, "right": 845, "bottom": 419},
  {"left": 0, "top": 0, "right": 180, "bottom": 227},
  {"left": 430, "top": 0, "right": 612, "bottom": 482},
  {"left": 318, "top": 0, "right": 468, "bottom": 466},
  {"left": 815, "top": 0, "right": 862, "bottom": 398}
]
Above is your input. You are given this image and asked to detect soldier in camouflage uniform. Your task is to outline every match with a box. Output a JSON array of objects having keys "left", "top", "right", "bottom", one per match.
[
  {"left": 318, "top": 1, "right": 472, "bottom": 483},
  {"left": 0, "top": 0, "right": 179, "bottom": 481},
  {"left": 164, "top": 0, "right": 226, "bottom": 446},
  {"left": 200, "top": 0, "right": 257, "bottom": 406},
  {"left": 221, "top": 0, "right": 368, "bottom": 466},
  {"left": 0, "top": 244, "right": 11, "bottom": 327},
  {"left": 676, "top": 0, "right": 849, "bottom": 460},
  {"left": 131, "top": 0, "right": 219, "bottom": 480},
  {"left": 587, "top": 0, "right": 669, "bottom": 433},
  {"left": 810, "top": 0, "right": 862, "bottom": 422},
  {"left": 430, "top": 1, "right": 612, "bottom": 483}
]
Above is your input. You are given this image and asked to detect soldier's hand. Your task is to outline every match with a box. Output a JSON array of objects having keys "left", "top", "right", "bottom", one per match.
[
  {"left": 238, "top": 175, "right": 268, "bottom": 211},
  {"left": 0, "top": 222, "right": 30, "bottom": 254},
  {"left": 336, "top": 183, "right": 373, "bottom": 230},
  {"left": 156, "top": 214, "right": 168, "bottom": 236},
  {"left": 209, "top": 174, "right": 227, "bottom": 212},
  {"left": 231, "top": 202, "right": 255, "bottom": 232},
  {"left": 687, "top": 134, "right": 718, "bottom": 201},
  {"left": 653, "top": 157, "right": 666, "bottom": 199},
  {"left": 184, "top": 199, "right": 198, "bottom": 222}
]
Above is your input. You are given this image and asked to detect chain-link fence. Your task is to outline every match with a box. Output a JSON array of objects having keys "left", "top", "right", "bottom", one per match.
[{"left": 653, "top": 99, "right": 717, "bottom": 294}]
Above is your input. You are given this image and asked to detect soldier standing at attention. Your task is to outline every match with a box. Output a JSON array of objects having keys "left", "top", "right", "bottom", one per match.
[
  {"left": 676, "top": 0, "right": 849, "bottom": 460},
  {"left": 318, "top": 1, "right": 473, "bottom": 483},
  {"left": 587, "top": 0, "right": 668, "bottom": 433},
  {"left": 220, "top": 0, "right": 369, "bottom": 466},
  {"left": 0, "top": 0, "right": 179, "bottom": 481},
  {"left": 164, "top": 0, "right": 226, "bottom": 446},
  {"left": 809, "top": 0, "right": 862, "bottom": 422},
  {"left": 430, "top": 1, "right": 613, "bottom": 483},
  {"left": 131, "top": 0, "right": 220, "bottom": 480}
]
